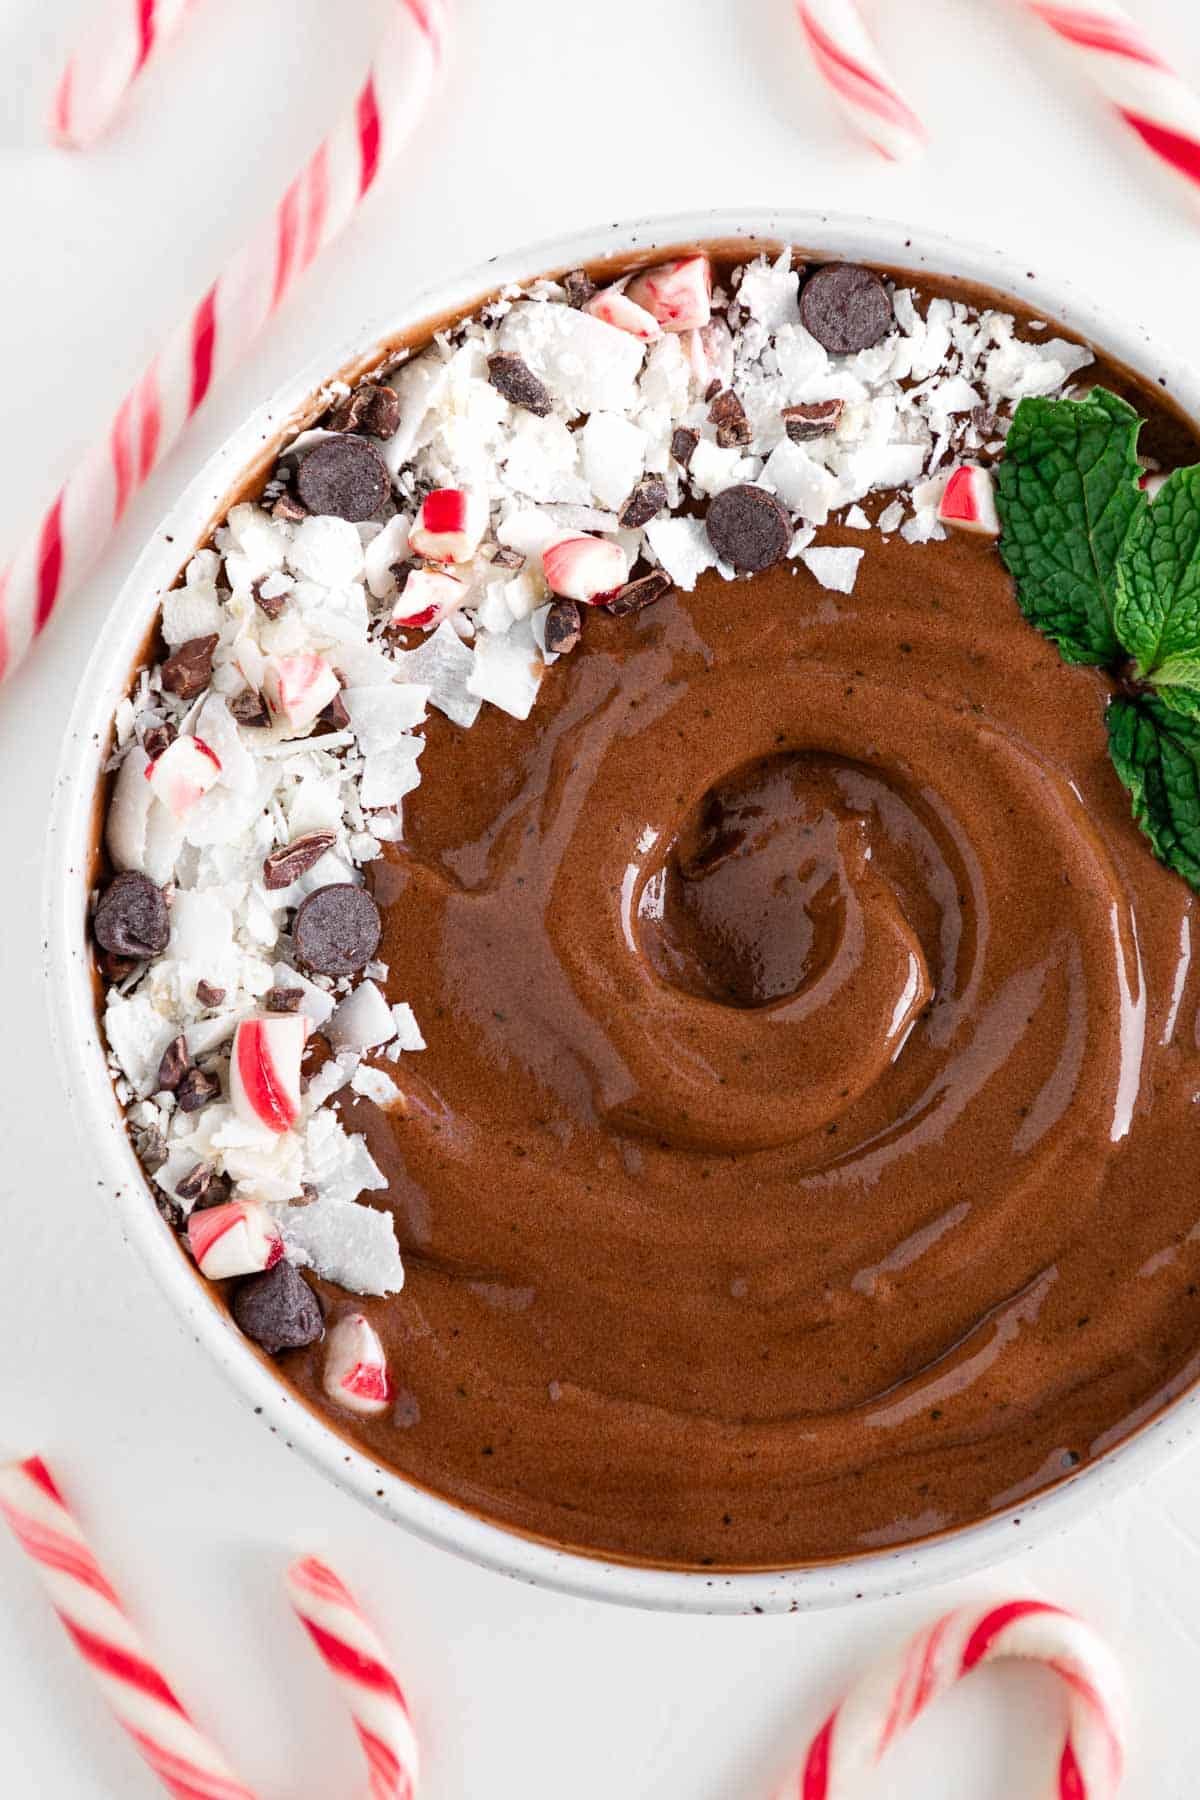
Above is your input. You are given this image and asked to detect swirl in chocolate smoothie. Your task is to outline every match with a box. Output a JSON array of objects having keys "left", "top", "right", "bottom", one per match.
[{"left": 282, "top": 366, "right": 1200, "bottom": 1567}]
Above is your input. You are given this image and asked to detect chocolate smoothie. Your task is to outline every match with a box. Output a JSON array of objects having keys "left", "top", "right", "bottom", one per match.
[{"left": 96, "top": 245, "right": 1200, "bottom": 1569}]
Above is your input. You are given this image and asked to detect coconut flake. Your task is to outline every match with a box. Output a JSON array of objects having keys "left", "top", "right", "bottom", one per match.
[
  {"left": 280, "top": 1193, "right": 403, "bottom": 1296},
  {"left": 344, "top": 685, "right": 429, "bottom": 755},
  {"left": 391, "top": 620, "right": 482, "bottom": 728},
  {"left": 800, "top": 546, "right": 865, "bottom": 594},
  {"left": 350, "top": 1065, "right": 402, "bottom": 1108},
  {"left": 327, "top": 981, "right": 398, "bottom": 1051},
  {"left": 468, "top": 619, "right": 543, "bottom": 719},
  {"left": 643, "top": 516, "right": 718, "bottom": 590}
]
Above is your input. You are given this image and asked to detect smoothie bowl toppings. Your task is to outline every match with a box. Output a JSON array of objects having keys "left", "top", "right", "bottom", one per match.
[{"left": 91, "top": 242, "right": 1200, "bottom": 1567}]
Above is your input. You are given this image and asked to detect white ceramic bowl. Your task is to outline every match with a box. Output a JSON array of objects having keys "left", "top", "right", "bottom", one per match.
[{"left": 44, "top": 209, "right": 1200, "bottom": 1614}]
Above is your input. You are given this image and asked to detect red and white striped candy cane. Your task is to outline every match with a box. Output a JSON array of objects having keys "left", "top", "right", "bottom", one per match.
[
  {"left": 1019, "top": 1, "right": 1200, "bottom": 197},
  {"left": 0, "top": 1456, "right": 258, "bottom": 1800},
  {"left": 51, "top": 0, "right": 196, "bottom": 149},
  {"left": 793, "top": 0, "right": 927, "bottom": 161},
  {"left": 780, "top": 1598, "right": 1127, "bottom": 1799},
  {"left": 286, "top": 1555, "right": 420, "bottom": 1800},
  {"left": 0, "top": 0, "right": 450, "bottom": 684}
]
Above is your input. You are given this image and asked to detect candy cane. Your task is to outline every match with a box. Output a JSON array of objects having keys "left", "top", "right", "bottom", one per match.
[
  {"left": 0, "top": 1457, "right": 423, "bottom": 1799},
  {"left": 1018, "top": 1, "right": 1200, "bottom": 196},
  {"left": 780, "top": 1598, "right": 1127, "bottom": 1799},
  {"left": 0, "top": 0, "right": 450, "bottom": 685},
  {"left": 51, "top": 0, "right": 196, "bottom": 149},
  {"left": 286, "top": 1556, "right": 420, "bottom": 1800},
  {"left": 793, "top": 1, "right": 927, "bottom": 161},
  {"left": 0, "top": 1456, "right": 258, "bottom": 1800}
]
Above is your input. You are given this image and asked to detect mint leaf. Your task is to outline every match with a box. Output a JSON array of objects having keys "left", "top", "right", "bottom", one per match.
[
  {"left": 1107, "top": 694, "right": 1200, "bottom": 888},
  {"left": 1112, "top": 467, "right": 1200, "bottom": 687},
  {"left": 996, "top": 387, "right": 1146, "bottom": 664}
]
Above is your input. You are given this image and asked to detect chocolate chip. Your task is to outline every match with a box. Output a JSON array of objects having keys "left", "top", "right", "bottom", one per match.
[
  {"left": 156, "top": 1034, "right": 191, "bottom": 1093},
  {"left": 319, "top": 689, "right": 350, "bottom": 729},
  {"left": 704, "top": 484, "right": 791, "bottom": 573},
  {"left": 562, "top": 269, "right": 596, "bottom": 309},
  {"left": 175, "top": 1161, "right": 216, "bottom": 1204},
  {"left": 487, "top": 352, "right": 552, "bottom": 417},
  {"left": 483, "top": 544, "right": 526, "bottom": 571},
  {"left": 618, "top": 476, "right": 668, "bottom": 529},
  {"left": 232, "top": 1260, "right": 324, "bottom": 1355},
  {"left": 135, "top": 1124, "right": 169, "bottom": 1174},
  {"left": 142, "top": 720, "right": 176, "bottom": 759},
  {"left": 295, "top": 436, "right": 390, "bottom": 522},
  {"left": 608, "top": 570, "right": 673, "bottom": 617},
  {"left": 176, "top": 1066, "right": 221, "bottom": 1113},
  {"left": 544, "top": 599, "right": 581, "bottom": 656},
  {"left": 252, "top": 579, "right": 287, "bottom": 621},
  {"left": 292, "top": 884, "right": 381, "bottom": 976},
  {"left": 195, "top": 980, "right": 226, "bottom": 1008},
  {"left": 782, "top": 398, "right": 844, "bottom": 441},
  {"left": 708, "top": 388, "right": 752, "bottom": 448},
  {"left": 326, "top": 383, "right": 401, "bottom": 438},
  {"left": 93, "top": 872, "right": 170, "bottom": 959},
  {"left": 271, "top": 490, "right": 308, "bottom": 523},
  {"left": 262, "top": 832, "right": 337, "bottom": 891},
  {"left": 160, "top": 633, "right": 218, "bottom": 700},
  {"left": 230, "top": 689, "right": 270, "bottom": 728},
  {"left": 799, "top": 263, "right": 894, "bottom": 355},
  {"left": 265, "top": 986, "right": 305, "bottom": 1013},
  {"left": 671, "top": 426, "right": 699, "bottom": 468}
]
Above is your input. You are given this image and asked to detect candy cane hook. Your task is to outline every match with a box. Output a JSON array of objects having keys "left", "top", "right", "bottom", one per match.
[{"left": 779, "top": 1598, "right": 1127, "bottom": 1799}]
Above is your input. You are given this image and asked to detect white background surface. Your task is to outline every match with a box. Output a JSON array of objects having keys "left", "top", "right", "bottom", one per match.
[{"left": 3, "top": 0, "right": 1200, "bottom": 1793}]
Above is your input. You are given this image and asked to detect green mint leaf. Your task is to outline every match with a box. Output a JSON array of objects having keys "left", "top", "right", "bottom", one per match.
[
  {"left": 996, "top": 387, "right": 1146, "bottom": 665},
  {"left": 1112, "top": 467, "right": 1200, "bottom": 684},
  {"left": 1107, "top": 694, "right": 1200, "bottom": 889}
]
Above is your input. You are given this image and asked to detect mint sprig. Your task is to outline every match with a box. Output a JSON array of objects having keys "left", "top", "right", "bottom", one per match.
[
  {"left": 996, "top": 388, "right": 1200, "bottom": 892},
  {"left": 1112, "top": 467, "right": 1200, "bottom": 694},
  {"left": 1106, "top": 696, "right": 1200, "bottom": 889},
  {"left": 995, "top": 387, "right": 1146, "bottom": 665}
]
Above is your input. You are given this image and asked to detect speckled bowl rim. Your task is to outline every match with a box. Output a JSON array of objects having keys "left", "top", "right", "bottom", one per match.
[{"left": 43, "top": 208, "right": 1200, "bottom": 1614}]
